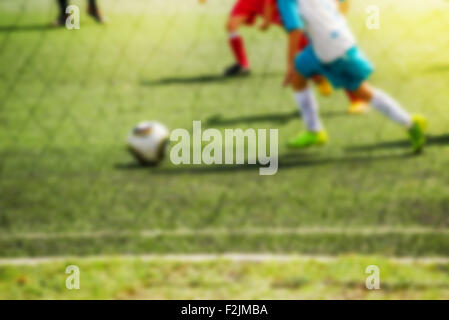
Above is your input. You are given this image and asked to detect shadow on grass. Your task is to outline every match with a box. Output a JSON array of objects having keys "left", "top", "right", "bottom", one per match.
[
  {"left": 142, "top": 75, "right": 228, "bottom": 86},
  {"left": 346, "top": 133, "right": 449, "bottom": 153},
  {"left": 205, "top": 110, "right": 345, "bottom": 126},
  {"left": 205, "top": 111, "right": 298, "bottom": 126},
  {"left": 116, "top": 152, "right": 414, "bottom": 175},
  {"left": 141, "top": 72, "right": 281, "bottom": 87},
  {"left": 0, "top": 24, "right": 56, "bottom": 32}
]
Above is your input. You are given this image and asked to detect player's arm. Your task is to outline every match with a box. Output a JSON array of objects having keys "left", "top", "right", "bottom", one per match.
[
  {"left": 260, "top": 0, "right": 276, "bottom": 31},
  {"left": 277, "top": 0, "right": 305, "bottom": 86}
]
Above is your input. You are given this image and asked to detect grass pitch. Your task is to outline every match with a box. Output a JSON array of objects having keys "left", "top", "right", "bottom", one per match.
[
  {"left": 0, "top": 0, "right": 449, "bottom": 299},
  {"left": 3, "top": 256, "right": 449, "bottom": 300}
]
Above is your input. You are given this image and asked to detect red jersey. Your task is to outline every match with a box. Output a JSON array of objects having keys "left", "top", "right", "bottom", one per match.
[{"left": 231, "top": 0, "right": 281, "bottom": 25}]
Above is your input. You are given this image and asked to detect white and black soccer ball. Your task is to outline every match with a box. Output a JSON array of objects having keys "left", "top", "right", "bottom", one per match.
[{"left": 127, "top": 121, "right": 170, "bottom": 166}]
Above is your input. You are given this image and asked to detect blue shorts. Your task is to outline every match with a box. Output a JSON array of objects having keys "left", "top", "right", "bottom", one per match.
[{"left": 295, "top": 45, "right": 374, "bottom": 91}]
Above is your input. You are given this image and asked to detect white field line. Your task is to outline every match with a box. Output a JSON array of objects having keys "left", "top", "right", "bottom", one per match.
[
  {"left": 1, "top": 254, "right": 449, "bottom": 266},
  {"left": 2, "top": 226, "right": 449, "bottom": 240}
]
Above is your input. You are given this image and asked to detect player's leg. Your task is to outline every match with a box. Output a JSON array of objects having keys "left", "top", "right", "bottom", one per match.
[
  {"left": 329, "top": 46, "right": 426, "bottom": 153},
  {"left": 288, "top": 47, "right": 328, "bottom": 148},
  {"left": 296, "top": 35, "right": 333, "bottom": 97},
  {"left": 350, "top": 82, "right": 427, "bottom": 153},
  {"left": 224, "top": 14, "right": 251, "bottom": 76},
  {"left": 87, "top": 0, "right": 104, "bottom": 23},
  {"left": 53, "top": 0, "right": 69, "bottom": 27},
  {"left": 345, "top": 89, "right": 369, "bottom": 115}
]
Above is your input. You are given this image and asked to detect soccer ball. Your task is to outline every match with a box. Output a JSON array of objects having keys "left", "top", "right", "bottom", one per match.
[{"left": 127, "top": 121, "right": 170, "bottom": 166}]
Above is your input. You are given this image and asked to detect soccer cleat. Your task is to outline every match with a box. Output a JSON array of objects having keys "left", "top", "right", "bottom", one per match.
[
  {"left": 287, "top": 130, "right": 328, "bottom": 149},
  {"left": 408, "top": 114, "right": 427, "bottom": 154},
  {"left": 316, "top": 78, "right": 333, "bottom": 96},
  {"left": 347, "top": 101, "right": 370, "bottom": 115},
  {"left": 224, "top": 63, "right": 250, "bottom": 77}
]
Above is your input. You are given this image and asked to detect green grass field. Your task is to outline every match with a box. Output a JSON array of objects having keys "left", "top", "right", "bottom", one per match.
[
  {"left": 1, "top": 0, "right": 449, "bottom": 299},
  {"left": 3, "top": 256, "right": 449, "bottom": 299}
]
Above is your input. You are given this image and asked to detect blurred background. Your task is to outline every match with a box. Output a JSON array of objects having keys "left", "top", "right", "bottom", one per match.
[{"left": 1, "top": 0, "right": 449, "bottom": 299}]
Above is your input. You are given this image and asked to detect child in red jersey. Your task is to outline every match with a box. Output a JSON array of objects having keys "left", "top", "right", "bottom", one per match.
[{"left": 222, "top": 0, "right": 280, "bottom": 76}]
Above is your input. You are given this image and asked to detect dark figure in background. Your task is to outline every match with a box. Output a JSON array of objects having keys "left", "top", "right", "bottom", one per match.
[{"left": 54, "top": 0, "right": 104, "bottom": 26}]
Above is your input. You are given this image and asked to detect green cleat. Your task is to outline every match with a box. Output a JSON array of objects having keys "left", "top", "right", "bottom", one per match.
[
  {"left": 287, "top": 130, "right": 328, "bottom": 149},
  {"left": 408, "top": 114, "right": 427, "bottom": 154}
]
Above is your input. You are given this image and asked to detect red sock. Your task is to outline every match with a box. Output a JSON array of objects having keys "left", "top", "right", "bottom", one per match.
[
  {"left": 345, "top": 90, "right": 359, "bottom": 103},
  {"left": 229, "top": 34, "right": 249, "bottom": 69}
]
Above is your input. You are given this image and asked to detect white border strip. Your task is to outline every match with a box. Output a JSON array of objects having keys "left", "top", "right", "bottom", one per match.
[
  {"left": 1, "top": 254, "right": 449, "bottom": 266},
  {"left": 3, "top": 226, "right": 449, "bottom": 240}
]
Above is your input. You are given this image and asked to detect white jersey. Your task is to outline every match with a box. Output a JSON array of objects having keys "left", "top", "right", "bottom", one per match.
[{"left": 298, "top": 0, "right": 356, "bottom": 62}]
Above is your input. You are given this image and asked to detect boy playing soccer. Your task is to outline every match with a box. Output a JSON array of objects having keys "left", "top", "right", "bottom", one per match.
[
  {"left": 201, "top": 0, "right": 367, "bottom": 113},
  {"left": 278, "top": 0, "right": 427, "bottom": 153},
  {"left": 290, "top": 0, "right": 369, "bottom": 114}
]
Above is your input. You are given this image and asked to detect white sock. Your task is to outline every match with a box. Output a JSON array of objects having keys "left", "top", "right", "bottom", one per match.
[
  {"left": 371, "top": 89, "right": 412, "bottom": 127},
  {"left": 294, "top": 87, "right": 323, "bottom": 132}
]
